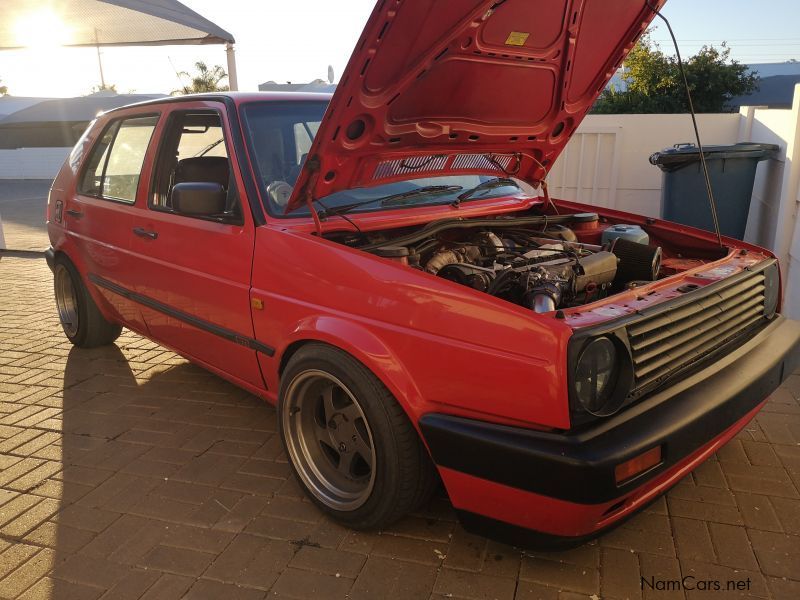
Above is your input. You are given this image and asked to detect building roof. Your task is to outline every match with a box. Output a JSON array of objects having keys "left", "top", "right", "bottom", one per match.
[
  {"left": 258, "top": 81, "right": 337, "bottom": 94},
  {"left": 0, "top": 96, "right": 56, "bottom": 119},
  {"left": 732, "top": 75, "right": 800, "bottom": 109},
  {"left": 0, "top": 93, "right": 166, "bottom": 126}
]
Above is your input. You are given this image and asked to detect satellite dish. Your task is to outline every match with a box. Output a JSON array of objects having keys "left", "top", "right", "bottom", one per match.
[{"left": 327, "top": 65, "right": 335, "bottom": 84}]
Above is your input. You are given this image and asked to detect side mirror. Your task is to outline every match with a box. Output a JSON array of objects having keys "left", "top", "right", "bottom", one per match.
[{"left": 171, "top": 182, "right": 226, "bottom": 217}]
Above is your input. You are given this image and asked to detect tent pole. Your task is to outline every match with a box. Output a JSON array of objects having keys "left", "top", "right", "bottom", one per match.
[
  {"left": 226, "top": 43, "right": 239, "bottom": 91},
  {"left": 95, "top": 29, "right": 106, "bottom": 89}
]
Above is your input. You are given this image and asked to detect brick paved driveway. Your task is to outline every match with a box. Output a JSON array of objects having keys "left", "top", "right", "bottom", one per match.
[{"left": 1, "top": 254, "right": 799, "bottom": 600}]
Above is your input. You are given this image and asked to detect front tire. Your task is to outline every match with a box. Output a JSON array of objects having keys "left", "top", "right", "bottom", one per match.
[
  {"left": 279, "top": 344, "right": 436, "bottom": 529},
  {"left": 53, "top": 257, "right": 122, "bottom": 348}
]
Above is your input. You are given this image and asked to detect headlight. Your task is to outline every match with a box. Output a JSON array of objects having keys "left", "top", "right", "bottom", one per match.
[
  {"left": 574, "top": 337, "right": 620, "bottom": 416},
  {"left": 763, "top": 263, "right": 780, "bottom": 318}
]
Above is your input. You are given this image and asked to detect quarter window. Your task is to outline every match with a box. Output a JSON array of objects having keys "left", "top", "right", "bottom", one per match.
[{"left": 79, "top": 115, "right": 159, "bottom": 203}]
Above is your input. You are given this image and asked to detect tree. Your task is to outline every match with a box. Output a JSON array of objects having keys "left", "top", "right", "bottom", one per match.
[
  {"left": 174, "top": 61, "right": 229, "bottom": 95},
  {"left": 90, "top": 83, "right": 118, "bottom": 94},
  {"left": 0, "top": 77, "right": 7, "bottom": 96},
  {"left": 593, "top": 33, "right": 759, "bottom": 114}
]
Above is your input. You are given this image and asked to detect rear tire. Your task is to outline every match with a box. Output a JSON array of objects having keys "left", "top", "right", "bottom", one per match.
[
  {"left": 53, "top": 257, "right": 122, "bottom": 348},
  {"left": 279, "top": 343, "right": 437, "bottom": 529}
]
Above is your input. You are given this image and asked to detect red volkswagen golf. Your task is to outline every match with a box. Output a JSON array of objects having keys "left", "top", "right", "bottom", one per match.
[{"left": 46, "top": 0, "right": 800, "bottom": 547}]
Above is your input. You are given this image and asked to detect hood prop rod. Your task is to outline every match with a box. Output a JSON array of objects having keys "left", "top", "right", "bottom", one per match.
[
  {"left": 646, "top": 1, "right": 724, "bottom": 250},
  {"left": 306, "top": 195, "right": 323, "bottom": 236}
]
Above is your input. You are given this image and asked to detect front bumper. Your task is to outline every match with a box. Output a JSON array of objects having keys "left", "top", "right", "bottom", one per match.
[{"left": 420, "top": 316, "right": 800, "bottom": 548}]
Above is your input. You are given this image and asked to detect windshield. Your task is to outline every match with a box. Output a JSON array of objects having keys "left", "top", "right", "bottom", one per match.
[{"left": 241, "top": 101, "right": 531, "bottom": 218}]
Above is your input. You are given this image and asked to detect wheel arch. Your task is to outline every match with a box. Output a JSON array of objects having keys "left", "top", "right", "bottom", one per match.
[{"left": 276, "top": 316, "right": 426, "bottom": 424}]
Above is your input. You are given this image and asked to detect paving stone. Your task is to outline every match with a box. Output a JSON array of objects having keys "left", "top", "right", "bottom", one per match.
[
  {"left": 141, "top": 544, "right": 215, "bottom": 577},
  {"left": 599, "top": 524, "right": 676, "bottom": 557},
  {"left": 289, "top": 545, "right": 365, "bottom": 578},
  {"left": 350, "top": 556, "right": 437, "bottom": 600},
  {"left": 600, "top": 547, "right": 642, "bottom": 600},
  {"left": 519, "top": 556, "right": 600, "bottom": 596},
  {"left": 0, "top": 497, "right": 59, "bottom": 538},
  {"left": 434, "top": 568, "right": 517, "bottom": 600},
  {"left": 371, "top": 533, "right": 446, "bottom": 565},
  {"left": 734, "top": 492, "right": 783, "bottom": 532},
  {"left": 0, "top": 548, "right": 55, "bottom": 599},
  {"left": 18, "top": 577, "right": 103, "bottom": 600},
  {"left": 270, "top": 567, "right": 353, "bottom": 599},
  {"left": 667, "top": 497, "right": 744, "bottom": 526},
  {"left": 671, "top": 517, "right": 715, "bottom": 563},
  {"left": 138, "top": 573, "right": 194, "bottom": 600},
  {"left": 747, "top": 529, "right": 800, "bottom": 579},
  {"left": 52, "top": 555, "right": 129, "bottom": 589},
  {"left": 708, "top": 522, "right": 759, "bottom": 571},
  {"left": 184, "top": 579, "right": 266, "bottom": 600},
  {"left": 97, "top": 569, "right": 160, "bottom": 600}
]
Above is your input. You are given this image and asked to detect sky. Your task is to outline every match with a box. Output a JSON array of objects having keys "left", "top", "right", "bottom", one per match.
[{"left": 1, "top": 0, "right": 799, "bottom": 98}]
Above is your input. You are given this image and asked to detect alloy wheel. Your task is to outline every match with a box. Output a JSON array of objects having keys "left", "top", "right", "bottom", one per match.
[
  {"left": 282, "top": 369, "right": 377, "bottom": 510},
  {"left": 54, "top": 264, "right": 79, "bottom": 338}
]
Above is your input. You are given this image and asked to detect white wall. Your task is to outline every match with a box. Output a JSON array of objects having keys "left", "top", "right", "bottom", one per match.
[
  {"left": 549, "top": 100, "right": 800, "bottom": 319},
  {"left": 549, "top": 113, "right": 742, "bottom": 217},
  {"left": 0, "top": 148, "right": 69, "bottom": 179}
]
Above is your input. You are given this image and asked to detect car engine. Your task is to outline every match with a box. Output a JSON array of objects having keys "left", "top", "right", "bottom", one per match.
[{"left": 329, "top": 213, "right": 667, "bottom": 313}]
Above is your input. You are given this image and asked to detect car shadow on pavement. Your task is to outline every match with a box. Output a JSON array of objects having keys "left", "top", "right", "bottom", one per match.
[{"left": 48, "top": 342, "right": 462, "bottom": 596}]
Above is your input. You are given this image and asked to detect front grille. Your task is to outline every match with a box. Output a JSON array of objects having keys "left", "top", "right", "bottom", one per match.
[{"left": 626, "top": 267, "right": 768, "bottom": 394}]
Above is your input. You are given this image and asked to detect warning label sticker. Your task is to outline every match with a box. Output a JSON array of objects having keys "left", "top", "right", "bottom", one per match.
[{"left": 505, "top": 31, "right": 530, "bottom": 46}]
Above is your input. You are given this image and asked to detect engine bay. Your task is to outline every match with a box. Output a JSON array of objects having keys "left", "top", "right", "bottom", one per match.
[{"left": 326, "top": 211, "right": 727, "bottom": 314}]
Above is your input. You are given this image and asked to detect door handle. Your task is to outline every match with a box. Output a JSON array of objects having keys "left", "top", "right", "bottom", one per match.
[
  {"left": 133, "top": 227, "right": 158, "bottom": 240},
  {"left": 65, "top": 209, "right": 83, "bottom": 219}
]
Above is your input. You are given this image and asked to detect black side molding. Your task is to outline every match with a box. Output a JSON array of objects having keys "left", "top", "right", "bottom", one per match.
[{"left": 89, "top": 273, "right": 275, "bottom": 357}]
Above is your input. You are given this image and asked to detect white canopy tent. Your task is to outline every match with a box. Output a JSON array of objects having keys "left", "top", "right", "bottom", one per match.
[{"left": 0, "top": 0, "right": 238, "bottom": 89}]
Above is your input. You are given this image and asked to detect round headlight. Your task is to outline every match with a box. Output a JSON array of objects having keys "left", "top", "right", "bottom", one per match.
[{"left": 575, "top": 337, "right": 619, "bottom": 416}]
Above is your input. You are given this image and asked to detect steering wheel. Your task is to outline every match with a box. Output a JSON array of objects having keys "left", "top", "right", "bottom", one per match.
[{"left": 266, "top": 181, "right": 294, "bottom": 209}]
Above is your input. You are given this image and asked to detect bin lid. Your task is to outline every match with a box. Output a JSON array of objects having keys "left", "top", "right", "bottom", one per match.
[{"left": 649, "top": 142, "right": 780, "bottom": 172}]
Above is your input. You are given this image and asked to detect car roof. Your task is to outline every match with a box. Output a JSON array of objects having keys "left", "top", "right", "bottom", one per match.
[{"left": 104, "top": 91, "right": 333, "bottom": 114}]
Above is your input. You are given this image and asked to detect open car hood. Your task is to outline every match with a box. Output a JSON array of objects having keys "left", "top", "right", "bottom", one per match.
[{"left": 287, "top": 0, "right": 665, "bottom": 212}]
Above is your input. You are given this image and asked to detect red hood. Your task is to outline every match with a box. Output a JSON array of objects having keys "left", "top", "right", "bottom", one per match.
[{"left": 287, "top": 0, "right": 665, "bottom": 212}]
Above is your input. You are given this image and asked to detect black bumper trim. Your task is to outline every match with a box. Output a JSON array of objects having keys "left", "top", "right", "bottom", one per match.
[
  {"left": 421, "top": 316, "right": 800, "bottom": 505},
  {"left": 88, "top": 273, "right": 275, "bottom": 357}
]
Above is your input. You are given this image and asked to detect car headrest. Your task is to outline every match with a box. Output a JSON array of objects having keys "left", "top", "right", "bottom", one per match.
[{"left": 175, "top": 157, "right": 230, "bottom": 189}]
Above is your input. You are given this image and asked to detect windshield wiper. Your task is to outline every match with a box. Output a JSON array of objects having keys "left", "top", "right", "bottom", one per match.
[
  {"left": 195, "top": 138, "right": 225, "bottom": 157},
  {"left": 453, "top": 177, "right": 519, "bottom": 207},
  {"left": 317, "top": 185, "right": 463, "bottom": 219},
  {"left": 379, "top": 185, "right": 463, "bottom": 206}
]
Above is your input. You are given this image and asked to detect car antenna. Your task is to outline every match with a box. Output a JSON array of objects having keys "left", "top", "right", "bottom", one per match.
[{"left": 645, "top": 1, "right": 724, "bottom": 250}]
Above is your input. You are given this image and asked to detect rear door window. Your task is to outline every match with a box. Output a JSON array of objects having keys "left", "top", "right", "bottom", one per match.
[{"left": 79, "top": 115, "right": 159, "bottom": 203}]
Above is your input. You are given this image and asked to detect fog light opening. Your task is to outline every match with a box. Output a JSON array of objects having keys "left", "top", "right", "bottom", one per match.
[
  {"left": 615, "top": 446, "right": 662, "bottom": 485},
  {"left": 601, "top": 498, "right": 628, "bottom": 517}
]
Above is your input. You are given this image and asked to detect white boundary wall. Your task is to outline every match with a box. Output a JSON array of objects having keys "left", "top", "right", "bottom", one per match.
[
  {"left": 549, "top": 113, "right": 742, "bottom": 218},
  {"left": 0, "top": 148, "right": 70, "bottom": 179}
]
